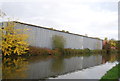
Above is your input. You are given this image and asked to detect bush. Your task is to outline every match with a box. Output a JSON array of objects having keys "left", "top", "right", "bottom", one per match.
[
  {"left": 28, "top": 46, "right": 61, "bottom": 56},
  {"left": 83, "top": 48, "right": 91, "bottom": 54},
  {"left": 52, "top": 35, "right": 66, "bottom": 50},
  {"left": 1, "top": 22, "right": 29, "bottom": 56}
]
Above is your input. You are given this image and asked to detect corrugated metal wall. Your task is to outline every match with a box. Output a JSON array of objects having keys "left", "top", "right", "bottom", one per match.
[{"left": 12, "top": 22, "right": 103, "bottom": 49}]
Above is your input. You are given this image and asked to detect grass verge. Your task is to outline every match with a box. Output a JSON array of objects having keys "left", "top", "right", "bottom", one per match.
[{"left": 100, "top": 63, "right": 120, "bottom": 81}]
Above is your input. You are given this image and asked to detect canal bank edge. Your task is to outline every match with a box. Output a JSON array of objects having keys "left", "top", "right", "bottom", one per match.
[{"left": 100, "top": 63, "right": 120, "bottom": 81}]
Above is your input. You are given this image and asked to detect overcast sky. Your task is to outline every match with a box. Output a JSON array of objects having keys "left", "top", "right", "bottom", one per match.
[{"left": 0, "top": 0, "right": 119, "bottom": 40}]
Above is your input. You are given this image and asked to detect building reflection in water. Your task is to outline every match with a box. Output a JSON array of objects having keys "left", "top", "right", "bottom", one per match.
[{"left": 2, "top": 53, "right": 119, "bottom": 79}]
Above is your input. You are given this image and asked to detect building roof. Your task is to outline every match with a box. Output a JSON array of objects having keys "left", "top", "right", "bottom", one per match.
[{"left": 6, "top": 21, "right": 103, "bottom": 40}]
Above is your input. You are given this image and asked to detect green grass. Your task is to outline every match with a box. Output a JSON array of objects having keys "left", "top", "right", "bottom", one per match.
[{"left": 100, "top": 63, "right": 120, "bottom": 81}]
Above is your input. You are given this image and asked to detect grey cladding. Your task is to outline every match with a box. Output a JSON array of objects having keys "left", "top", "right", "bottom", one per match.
[{"left": 1, "top": 21, "right": 103, "bottom": 49}]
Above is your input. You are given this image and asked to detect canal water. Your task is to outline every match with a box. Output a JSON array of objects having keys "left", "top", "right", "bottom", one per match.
[{"left": 2, "top": 53, "right": 119, "bottom": 79}]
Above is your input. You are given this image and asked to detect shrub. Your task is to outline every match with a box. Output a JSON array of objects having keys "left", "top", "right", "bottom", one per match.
[
  {"left": 28, "top": 46, "right": 61, "bottom": 56},
  {"left": 83, "top": 48, "right": 91, "bottom": 54},
  {"left": 0, "top": 22, "right": 29, "bottom": 56},
  {"left": 52, "top": 35, "right": 66, "bottom": 50}
]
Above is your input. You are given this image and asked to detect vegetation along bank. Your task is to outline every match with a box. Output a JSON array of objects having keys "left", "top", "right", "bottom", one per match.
[{"left": 100, "top": 63, "right": 120, "bottom": 81}]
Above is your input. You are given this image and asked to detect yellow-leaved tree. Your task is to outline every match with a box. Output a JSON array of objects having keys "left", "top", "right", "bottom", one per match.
[
  {"left": 0, "top": 21, "right": 29, "bottom": 56},
  {"left": 0, "top": 10, "right": 29, "bottom": 56}
]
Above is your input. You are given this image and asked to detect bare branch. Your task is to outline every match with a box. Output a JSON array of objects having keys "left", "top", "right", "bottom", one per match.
[{"left": 0, "top": 9, "right": 6, "bottom": 17}]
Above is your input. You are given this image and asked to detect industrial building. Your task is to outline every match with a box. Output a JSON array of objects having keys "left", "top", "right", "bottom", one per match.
[{"left": 1, "top": 21, "right": 103, "bottom": 50}]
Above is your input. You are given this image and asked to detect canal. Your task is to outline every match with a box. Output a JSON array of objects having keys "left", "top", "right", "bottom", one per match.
[{"left": 2, "top": 53, "right": 119, "bottom": 80}]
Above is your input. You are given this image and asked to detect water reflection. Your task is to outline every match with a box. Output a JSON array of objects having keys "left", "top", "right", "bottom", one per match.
[
  {"left": 2, "top": 57, "right": 28, "bottom": 79},
  {"left": 51, "top": 56, "right": 64, "bottom": 73},
  {"left": 102, "top": 54, "right": 119, "bottom": 63},
  {"left": 2, "top": 53, "right": 119, "bottom": 79},
  {"left": 0, "top": 57, "right": 2, "bottom": 80}
]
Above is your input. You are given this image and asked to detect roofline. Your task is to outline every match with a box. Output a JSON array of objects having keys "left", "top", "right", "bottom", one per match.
[{"left": 2, "top": 21, "right": 103, "bottom": 41}]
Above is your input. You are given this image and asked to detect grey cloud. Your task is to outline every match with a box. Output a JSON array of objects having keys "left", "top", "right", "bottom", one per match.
[{"left": 0, "top": 0, "right": 118, "bottom": 40}]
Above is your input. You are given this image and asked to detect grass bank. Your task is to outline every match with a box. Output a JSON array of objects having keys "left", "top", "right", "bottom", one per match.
[
  {"left": 100, "top": 63, "right": 120, "bottom": 81},
  {"left": 28, "top": 46, "right": 108, "bottom": 56}
]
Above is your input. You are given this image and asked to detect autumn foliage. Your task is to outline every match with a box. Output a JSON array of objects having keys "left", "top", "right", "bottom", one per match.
[
  {"left": 28, "top": 46, "right": 61, "bottom": 56},
  {"left": 0, "top": 22, "right": 29, "bottom": 56}
]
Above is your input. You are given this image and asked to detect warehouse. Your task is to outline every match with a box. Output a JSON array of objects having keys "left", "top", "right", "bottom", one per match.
[{"left": 1, "top": 21, "right": 103, "bottom": 50}]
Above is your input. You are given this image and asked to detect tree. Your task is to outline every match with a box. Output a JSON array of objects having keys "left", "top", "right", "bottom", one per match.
[
  {"left": 0, "top": 10, "right": 29, "bottom": 56},
  {"left": 117, "top": 41, "right": 120, "bottom": 51},
  {"left": 103, "top": 37, "right": 111, "bottom": 53},
  {"left": 104, "top": 37, "right": 108, "bottom": 40},
  {"left": 109, "top": 39, "right": 117, "bottom": 49},
  {"left": 62, "top": 30, "right": 65, "bottom": 32},
  {"left": 0, "top": 9, "right": 6, "bottom": 18},
  {"left": 52, "top": 35, "right": 66, "bottom": 50},
  {"left": 0, "top": 22, "right": 29, "bottom": 56}
]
